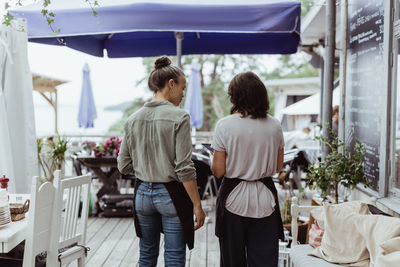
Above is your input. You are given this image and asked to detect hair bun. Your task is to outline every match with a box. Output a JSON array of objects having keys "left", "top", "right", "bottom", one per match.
[{"left": 154, "top": 57, "right": 171, "bottom": 69}]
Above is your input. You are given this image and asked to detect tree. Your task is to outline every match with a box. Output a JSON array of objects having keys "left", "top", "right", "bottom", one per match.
[{"left": 262, "top": 53, "right": 319, "bottom": 81}]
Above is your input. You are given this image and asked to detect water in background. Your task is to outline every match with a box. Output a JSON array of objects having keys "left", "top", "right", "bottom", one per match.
[{"left": 34, "top": 104, "right": 123, "bottom": 136}]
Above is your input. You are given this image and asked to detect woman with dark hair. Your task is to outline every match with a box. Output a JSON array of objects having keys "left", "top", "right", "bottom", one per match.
[
  {"left": 211, "top": 72, "right": 285, "bottom": 267},
  {"left": 117, "top": 57, "right": 205, "bottom": 267}
]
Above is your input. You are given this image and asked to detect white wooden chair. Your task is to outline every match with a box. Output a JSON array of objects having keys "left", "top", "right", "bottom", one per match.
[
  {"left": 23, "top": 170, "right": 92, "bottom": 267},
  {"left": 22, "top": 175, "right": 57, "bottom": 267}
]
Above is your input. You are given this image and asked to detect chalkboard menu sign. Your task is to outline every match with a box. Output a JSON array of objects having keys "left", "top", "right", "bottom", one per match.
[{"left": 345, "top": 0, "right": 384, "bottom": 189}]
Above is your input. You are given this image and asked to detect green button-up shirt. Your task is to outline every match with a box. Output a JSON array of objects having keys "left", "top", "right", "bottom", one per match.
[{"left": 117, "top": 100, "right": 196, "bottom": 183}]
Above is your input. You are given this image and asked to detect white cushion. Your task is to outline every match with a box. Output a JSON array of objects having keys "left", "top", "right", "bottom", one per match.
[
  {"left": 355, "top": 215, "right": 400, "bottom": 264},
  {"left": 310, "top": 201, "right": 370, "bottom": 230},
  {"left": 309, "top": 202, "right": 371, "bottom": 266},
  {"left": 290, "top": 245, "right": 342, "bottom": 267},
  {"left": 375, "top": 237, "right": 400, "bottom": 267}
]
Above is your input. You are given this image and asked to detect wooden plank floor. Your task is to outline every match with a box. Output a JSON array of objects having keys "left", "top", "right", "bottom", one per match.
[{"left": 69, "top": 198, "right": 219, "bottom": 267}]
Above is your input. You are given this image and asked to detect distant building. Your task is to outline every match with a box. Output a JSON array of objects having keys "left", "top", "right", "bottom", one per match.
[{"left": 266, "top": 77, "right": 319, "bottom": 131}]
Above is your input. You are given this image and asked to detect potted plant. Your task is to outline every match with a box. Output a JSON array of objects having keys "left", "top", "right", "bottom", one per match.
[
  {"left": 37, "top": 135, "right": 69, "bottom": 182},
  {"left": 281, "top": 195, "right": 308, "bottom": 244},
  {"left": 306, "top": 131, "right": 374, "bottom": 204},
  {"left": 91, "top": 137, "right": 122, "bottom": 158},
  {"left": 103, "top": 136, "right": 122, "bottom": 156}
]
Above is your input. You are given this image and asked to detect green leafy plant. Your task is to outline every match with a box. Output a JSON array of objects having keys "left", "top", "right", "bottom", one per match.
[
  {"left": 37, "top": 135, "right": 69, "bottom": 182},
  {"left": 306, "top": 130, "right": 374, "bottom": 204},
  {"left": 3, "top": 0, "right": 99, "bottom": 38},
  {"left": 50, "top": 135, "right": 68, "bottom": 170}
]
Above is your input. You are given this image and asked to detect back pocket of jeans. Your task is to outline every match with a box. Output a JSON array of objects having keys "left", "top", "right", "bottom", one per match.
[
  {"left": 157, "top": 194, "right": 178, "bottom": 217},
  {"left": 135, "top": 192, "right": 146, "bottom": 215}
]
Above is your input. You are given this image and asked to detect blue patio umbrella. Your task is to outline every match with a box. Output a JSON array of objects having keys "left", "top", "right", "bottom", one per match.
[
  {"left": 10, "top": 1, "right": 301, "bottom": 58},
  {"left": 184, "top": 63, "right": 203, "bottom": 129},
  {"left": 78, "top": 63, "right": 97, "bottom": 128}
]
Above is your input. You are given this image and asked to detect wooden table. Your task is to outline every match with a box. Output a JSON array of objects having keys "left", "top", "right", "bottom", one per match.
[
  {"left": 0, "top": 194, "right": 29, "bottom": 253},
  {"left": 76, "top": 156, "right": 121, "bottom": 200}
]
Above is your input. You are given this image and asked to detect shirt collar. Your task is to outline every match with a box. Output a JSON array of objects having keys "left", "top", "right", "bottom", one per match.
[{"left": 144, "top": 100, "right": 174, "bottom": 107}]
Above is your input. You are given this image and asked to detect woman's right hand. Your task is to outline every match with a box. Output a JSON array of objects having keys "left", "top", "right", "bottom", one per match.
[{"left": 194, "top": 205, "right": 206, "bottom": 230}]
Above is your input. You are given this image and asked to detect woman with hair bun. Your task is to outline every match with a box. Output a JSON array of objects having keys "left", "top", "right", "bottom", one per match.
[
  {"left": 212, "top": 72, "right": 285, "bottom": 267},
  {"left": 118, "top": 57, "right": 205, "bottom": 267}
]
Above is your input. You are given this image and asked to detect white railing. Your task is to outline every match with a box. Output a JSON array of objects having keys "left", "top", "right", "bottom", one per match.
[{"left": 39, "top": 131, "right": 214, "bottom": 144}]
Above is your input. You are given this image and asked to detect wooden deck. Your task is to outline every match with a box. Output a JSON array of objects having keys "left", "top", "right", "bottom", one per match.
[{"left": 71, "top": 198, "right": 219, "bottom": 267}]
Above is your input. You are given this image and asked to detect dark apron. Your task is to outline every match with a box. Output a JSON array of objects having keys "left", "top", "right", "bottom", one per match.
[{"left": 215, "top": 176, "right": 284, "bottom": 241}]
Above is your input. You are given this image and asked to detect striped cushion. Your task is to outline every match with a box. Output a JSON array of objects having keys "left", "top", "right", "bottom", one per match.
[
  {"left": 290, "top": 245, "right": 343, "bottom": 267},
  {"left": 309, "top": 223, "right": 325, "bottom": 248}
]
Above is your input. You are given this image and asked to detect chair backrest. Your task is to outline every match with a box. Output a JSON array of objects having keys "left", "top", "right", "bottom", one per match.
[
  {"left": 23, "top": 170, "right": 92, "bottom": 267},
  {"left": 51, "top": 170, "right": 92, "bottom": 250},
  {"left": 290, "top": 197, "right": 320, "bottom": 248},
  {"left": 23, "top": 176, "right": 57, "bottom": 267}
]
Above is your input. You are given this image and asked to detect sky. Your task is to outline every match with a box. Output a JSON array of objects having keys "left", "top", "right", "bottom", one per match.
[
  {"left": 28, "top": 42, "right": 151, "bottom": 108},
  {"left": 1, "top": 0, "right": 153, "bottom": 109}
]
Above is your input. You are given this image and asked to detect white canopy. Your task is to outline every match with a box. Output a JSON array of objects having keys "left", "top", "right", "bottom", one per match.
[{"left": 281, "top": 88, "right": 340, "bottom": 115}]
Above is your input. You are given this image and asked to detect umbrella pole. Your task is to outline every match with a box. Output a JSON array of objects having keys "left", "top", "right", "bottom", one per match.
[{"left": 175, "top": 32, "right": 184, "bottom": 69}]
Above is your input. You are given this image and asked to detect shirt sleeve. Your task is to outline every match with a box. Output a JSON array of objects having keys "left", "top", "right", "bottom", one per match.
[
  {"left": 174, "top": 114, "right": 196, "bottom": 182},
  {"left": 212, "top": 120, "right": 226, "bottom": 152},
  {"left": 117, "top": 123, "right": 134, "bottom": 175}
]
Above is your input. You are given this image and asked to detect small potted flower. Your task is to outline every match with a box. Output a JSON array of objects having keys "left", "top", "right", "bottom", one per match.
[
  {"left": 93, "top": 144, "right": 106, "bottom": 158},
  {"left": 103, "top": 137, "right": 122, "bottom": 156}
]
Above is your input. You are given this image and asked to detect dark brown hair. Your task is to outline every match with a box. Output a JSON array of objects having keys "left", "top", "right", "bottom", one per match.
[
  {"left": 148, "top": 57, "right": 184, "bottom": 93},
  {"left": 228, "top": 72, "right": 269, "bottom": 119}
]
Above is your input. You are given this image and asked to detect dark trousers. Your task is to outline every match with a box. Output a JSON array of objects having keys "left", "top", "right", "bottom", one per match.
[{"left": 219, "top": 209, "right": 279, "bottom": 267}]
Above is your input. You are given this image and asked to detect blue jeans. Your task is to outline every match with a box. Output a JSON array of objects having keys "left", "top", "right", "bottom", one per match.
[{"left": 135, "top": 182, "right": 186, "bottom": 267}]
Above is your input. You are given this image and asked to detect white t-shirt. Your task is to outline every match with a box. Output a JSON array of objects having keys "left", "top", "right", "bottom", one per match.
[{"left": 212, "top": 114, "right": 284, "bottom": 218}]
